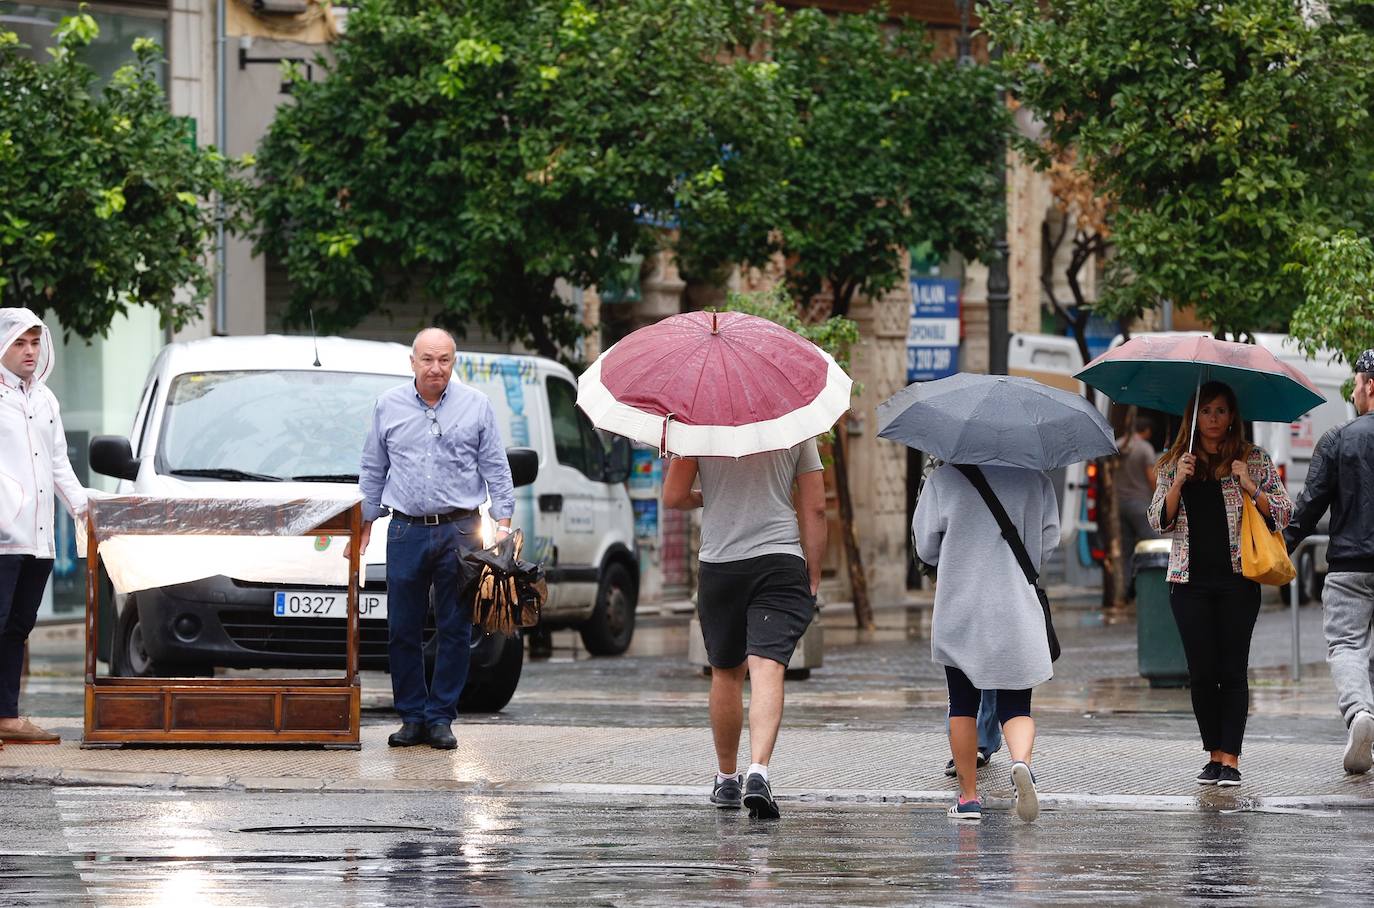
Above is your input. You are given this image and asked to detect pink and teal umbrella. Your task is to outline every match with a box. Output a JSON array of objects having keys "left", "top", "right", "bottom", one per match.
[{"left": 1075, "top": 335, "right": 1324, "bottom": 447}]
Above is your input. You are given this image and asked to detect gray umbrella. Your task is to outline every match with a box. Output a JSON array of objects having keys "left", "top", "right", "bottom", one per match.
[{"left": 876, "top": 373, "right": 1117, "bottom": 469}]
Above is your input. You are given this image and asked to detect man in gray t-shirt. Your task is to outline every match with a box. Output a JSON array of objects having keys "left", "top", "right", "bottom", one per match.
[
  {"left": 1117, "top": 418, "right": 1160, "bottom": 597},
  {"left": 664, "top": 439, "right": 827, "bottom": 820}
]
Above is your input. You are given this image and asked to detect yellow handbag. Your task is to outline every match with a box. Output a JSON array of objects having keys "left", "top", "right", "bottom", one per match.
[{"left": 1240, "top": 493, "right": 1296, "bottom": 586}]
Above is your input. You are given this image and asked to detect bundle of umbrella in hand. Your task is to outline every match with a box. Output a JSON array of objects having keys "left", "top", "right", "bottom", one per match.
[{"left": 462, "top": 529, "right": 547, "bottom": 635}]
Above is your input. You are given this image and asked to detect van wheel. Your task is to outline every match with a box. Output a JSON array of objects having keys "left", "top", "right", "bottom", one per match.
[
  {"left": 457, "top": 632, "right": 524, "bottom": 713},
  {"left": 579, "top": 562, "right": 637, "bottom": 656},
  {"left": 111, "top": 599, "right": 211, "bottom": 678}
]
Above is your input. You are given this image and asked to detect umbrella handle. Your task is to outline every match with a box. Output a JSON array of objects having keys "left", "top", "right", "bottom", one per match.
[
  {"left": 1187, "top": 369, "right": 1203, "bottom": 454},
  {"left": 659, "top": 412, "right": 675, "bottom": 459}
]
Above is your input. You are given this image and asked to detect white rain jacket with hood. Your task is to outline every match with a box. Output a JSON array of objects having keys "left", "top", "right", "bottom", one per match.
[{"left": 0, "top": 308, "right": 88, "bottom": 557}]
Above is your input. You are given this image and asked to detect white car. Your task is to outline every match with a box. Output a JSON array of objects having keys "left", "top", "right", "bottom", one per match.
[{"left": 89, "top": 335, "right": 637, "bottom": 712}]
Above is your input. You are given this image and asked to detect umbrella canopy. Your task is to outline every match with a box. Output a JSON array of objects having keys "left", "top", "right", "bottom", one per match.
[
  {"left": 577, "top": 310, "right": 852, "bottom": 458},
  {"left": 1075, "top": 335, "right": 1324, "bottom": 423},
  {"left": 876, "top": 373, "right": 1117, "bottom": 469}
]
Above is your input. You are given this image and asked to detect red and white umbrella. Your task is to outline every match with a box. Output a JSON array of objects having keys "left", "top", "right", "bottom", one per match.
[{"left": 577, "top": 311, "right": 853, "bottom": 457}]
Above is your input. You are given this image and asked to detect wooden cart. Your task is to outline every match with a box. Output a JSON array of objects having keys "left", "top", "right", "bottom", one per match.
[{"left": 82, "top": 496, "right": 363, "bottom": 749}]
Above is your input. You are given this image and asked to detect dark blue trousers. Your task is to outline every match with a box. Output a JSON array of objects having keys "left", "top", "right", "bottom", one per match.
[
  {"left": 0, "top": 555, "right": 54, "bottom": 718},
  {"left": 385, "top": 516, "right": 480, "bottom": 725}
]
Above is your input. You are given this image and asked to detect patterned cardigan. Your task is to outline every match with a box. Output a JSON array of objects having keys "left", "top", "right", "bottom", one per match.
[{"left": 1146, "top": 444, "right": 1292, "bottom": 584}]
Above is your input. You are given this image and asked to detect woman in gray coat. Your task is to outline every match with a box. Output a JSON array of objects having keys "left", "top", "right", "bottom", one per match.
[{"left": 914, "top": 463, "right": 1060, "bottom": 822}]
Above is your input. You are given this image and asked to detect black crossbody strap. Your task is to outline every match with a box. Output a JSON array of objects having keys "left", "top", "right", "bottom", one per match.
[{"left": 954, "top": 464, "right": 1039, "bottom": 587}]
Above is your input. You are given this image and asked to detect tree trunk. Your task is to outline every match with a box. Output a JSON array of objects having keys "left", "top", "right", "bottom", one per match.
[{"left": 832, "top": 421, "right": 874, "bottom": 630}]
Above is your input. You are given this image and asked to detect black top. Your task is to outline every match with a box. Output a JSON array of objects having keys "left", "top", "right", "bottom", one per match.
[
  {"left": 1286, "top": 412, "right": 1374, "bottom": 572},
  {"left": 1182, "top": 479, "right": 1233, "bottom": 579}
]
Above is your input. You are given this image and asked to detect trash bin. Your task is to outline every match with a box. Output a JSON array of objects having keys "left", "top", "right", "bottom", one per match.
[{"left": 1134, "top": 538, "right": 1189, "bottom": 688}]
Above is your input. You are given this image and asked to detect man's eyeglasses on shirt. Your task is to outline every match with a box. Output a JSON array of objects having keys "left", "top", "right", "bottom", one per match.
[{"left": 426, "top": 408, "right": 442, "bottom": 437}]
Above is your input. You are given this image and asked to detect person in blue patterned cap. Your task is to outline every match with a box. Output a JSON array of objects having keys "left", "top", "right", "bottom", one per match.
[{"left": 1286, "top": 348, "right": 1374, "bottom": 775}]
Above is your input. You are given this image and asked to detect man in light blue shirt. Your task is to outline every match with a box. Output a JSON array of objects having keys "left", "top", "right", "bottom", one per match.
[{"left": 355, "top": 328, "right": 514, "bottom": 749}]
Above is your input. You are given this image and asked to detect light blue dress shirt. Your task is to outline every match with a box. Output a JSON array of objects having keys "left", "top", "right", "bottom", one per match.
[{"left": 359, "top": 380, "right": 515, "bottom": 523}]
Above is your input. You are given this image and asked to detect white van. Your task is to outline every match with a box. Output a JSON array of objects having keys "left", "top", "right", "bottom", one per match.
[
  {"left": 1011, "top": 330, "right": 1355, "bottom": 597},
  {"left": 88, "top": 336, "right": 638, "bottom": 712}
]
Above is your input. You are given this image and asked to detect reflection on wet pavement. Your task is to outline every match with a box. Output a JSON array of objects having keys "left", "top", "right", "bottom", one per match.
[{"left": 3, "top": 785, "right": 1372, "bottom": 907}]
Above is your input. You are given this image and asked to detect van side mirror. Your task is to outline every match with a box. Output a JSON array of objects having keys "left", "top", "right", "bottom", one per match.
[
  {"left": 506, "top": 447, "right": 538, "bottom": 488},
  {"left": 90, "top": 435, "right": 140, "bottom": 482},
  {"left": 602, "top": 436, "right": 632, "bottom": 485}
]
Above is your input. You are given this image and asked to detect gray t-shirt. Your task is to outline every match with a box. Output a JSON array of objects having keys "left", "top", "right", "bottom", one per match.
[
  {"left": 1117, "top": 435, "right": 1157, "bottom": 503},
  {"left": 695, "top": 439, "right": 824, "bottom": 563}
]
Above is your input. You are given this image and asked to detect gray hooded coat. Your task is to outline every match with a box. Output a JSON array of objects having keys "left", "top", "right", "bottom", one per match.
[{"left": 913, "top": 464, "right": 1060, "bottom": 690}]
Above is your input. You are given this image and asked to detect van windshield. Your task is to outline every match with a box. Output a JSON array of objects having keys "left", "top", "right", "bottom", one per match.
[{"left": 157, "top": 370, "right": 404, "bottom": 482}]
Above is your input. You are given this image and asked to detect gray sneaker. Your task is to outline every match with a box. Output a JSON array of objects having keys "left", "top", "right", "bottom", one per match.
[
  {"left": 1011, "top": 760, "right": 1039, "bottom": 822},
  {"left": 743, "top": 772, "right": 780, "bottom": 820},
  {"left": 710, "top": 774, "right": 743, "bottom": 809},
  {"left": 1343, "top": 711, "right": 1374, "bottom": 774}
]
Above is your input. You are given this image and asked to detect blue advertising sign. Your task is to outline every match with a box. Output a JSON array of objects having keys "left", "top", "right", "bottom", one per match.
[{"left": 907, "top": 277, "right": 961, "bottom": 382}]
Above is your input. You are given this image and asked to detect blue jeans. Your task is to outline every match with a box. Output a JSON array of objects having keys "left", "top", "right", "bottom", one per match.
[
  {"left": 385, "top": 516, "right": 480, "bottom": 725},
  {"left": 0, "top": 556, "right": 53, "bottom": 718},
  {"left": 946, "top": 690, "right": 1003, "bottom": 756}
]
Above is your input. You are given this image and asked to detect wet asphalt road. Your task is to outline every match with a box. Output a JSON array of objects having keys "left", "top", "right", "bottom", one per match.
[
  {"left": 10, "top": 602, "right": 1359, "bottom": 904},
  {"left": 3, "top": 784, "right": 1373, "bottom": 907}
]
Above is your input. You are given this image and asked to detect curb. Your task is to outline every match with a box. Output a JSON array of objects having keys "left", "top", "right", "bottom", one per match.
[{"left": 4, "top": 766, "right": 1369, "bottom": 813}]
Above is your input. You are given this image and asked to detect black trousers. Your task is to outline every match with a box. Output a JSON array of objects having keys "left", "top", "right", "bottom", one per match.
[
  {"left": 1169, "top": 573, "right": 1261, "bottom": 756},
  {"left": 944, "top": 665, "right": 1032, "bottom": 722},
  {"left": 0, "top": 555, "right": 54, "bottom": 718}
]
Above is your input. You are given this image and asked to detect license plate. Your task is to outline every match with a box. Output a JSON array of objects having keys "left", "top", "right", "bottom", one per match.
[{"left": 273, "top": 591, "right": 387, "bottom": 620}]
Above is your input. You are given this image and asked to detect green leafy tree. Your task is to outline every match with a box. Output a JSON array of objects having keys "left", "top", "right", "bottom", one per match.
[
  {"left": 1292, "top": 231, "right": 1374, "bottom": 395},
  {"left": 677, "top": 7, "right": 1008, "bottom": 317},
  {"left": 0, "top": 14, "right": 249, "bottom": 337},
  {"left": 253, "top": 0, "right": 759, "bottom": 358},
  {"left": 675, "top": 7, "right": 1007, "bottom": 628},
  {"left": 982, "top": 0, "right": 1374, "bottom": 338}
]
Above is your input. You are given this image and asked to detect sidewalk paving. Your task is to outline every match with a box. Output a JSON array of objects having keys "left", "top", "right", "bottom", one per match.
[
  {"left": 3, "top": 719, "right": 1372, "bottom": 813},
  {"left": 11, "top": 589, "right": 1367, "bottom": 813}
]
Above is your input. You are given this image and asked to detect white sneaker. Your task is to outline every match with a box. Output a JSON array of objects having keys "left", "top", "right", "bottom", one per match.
[
  {"left": 1343, "top": 711, "right": 1374, "bottom": 774},
  {"left": 1011, "top": 760, "right": 1039, "bottom": 822}
]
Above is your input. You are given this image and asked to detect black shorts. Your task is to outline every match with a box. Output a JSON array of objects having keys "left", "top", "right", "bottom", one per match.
[{"left": 697, "top": 554, "right": 816, "bottom": 669}]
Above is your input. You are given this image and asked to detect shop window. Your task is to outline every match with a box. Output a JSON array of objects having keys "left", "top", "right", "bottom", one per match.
[{"left": 1, "top": 2, "right": 168, "bottom": 88}]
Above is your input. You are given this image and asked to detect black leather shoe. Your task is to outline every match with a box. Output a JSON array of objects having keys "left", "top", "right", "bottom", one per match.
[
  {"left": 388, "top": 723, "right": 426, "bottom": 747},
  {"left": 427, "top": 723, "right": 457, "bottom": 750}
]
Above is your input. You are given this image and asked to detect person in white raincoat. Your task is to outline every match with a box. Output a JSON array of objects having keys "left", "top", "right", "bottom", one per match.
[{"left": 0, "top": 308, "right": 88, "bottom": 746}]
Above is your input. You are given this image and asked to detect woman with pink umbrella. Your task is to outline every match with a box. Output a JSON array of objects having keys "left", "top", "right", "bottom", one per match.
[
  {"left": 1078, "top": 337, "right": 1310, "bottom": 787},
  {"left": 1145, "top": 381, "right": 1292, "bottom": 787}
]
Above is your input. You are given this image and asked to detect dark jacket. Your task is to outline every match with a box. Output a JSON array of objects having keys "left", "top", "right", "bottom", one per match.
[{"left": 1285, "top": 412, "right": 1374, "bottom": 572}]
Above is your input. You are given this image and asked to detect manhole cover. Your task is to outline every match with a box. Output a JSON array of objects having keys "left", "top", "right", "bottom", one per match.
[{"left": 238, "top": 824, "right": 437, "bottom": 835}]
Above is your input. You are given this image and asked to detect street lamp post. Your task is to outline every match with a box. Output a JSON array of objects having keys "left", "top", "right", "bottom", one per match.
[{"left": 955, "top": 0, "right": 1010, "bottom": 375}]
